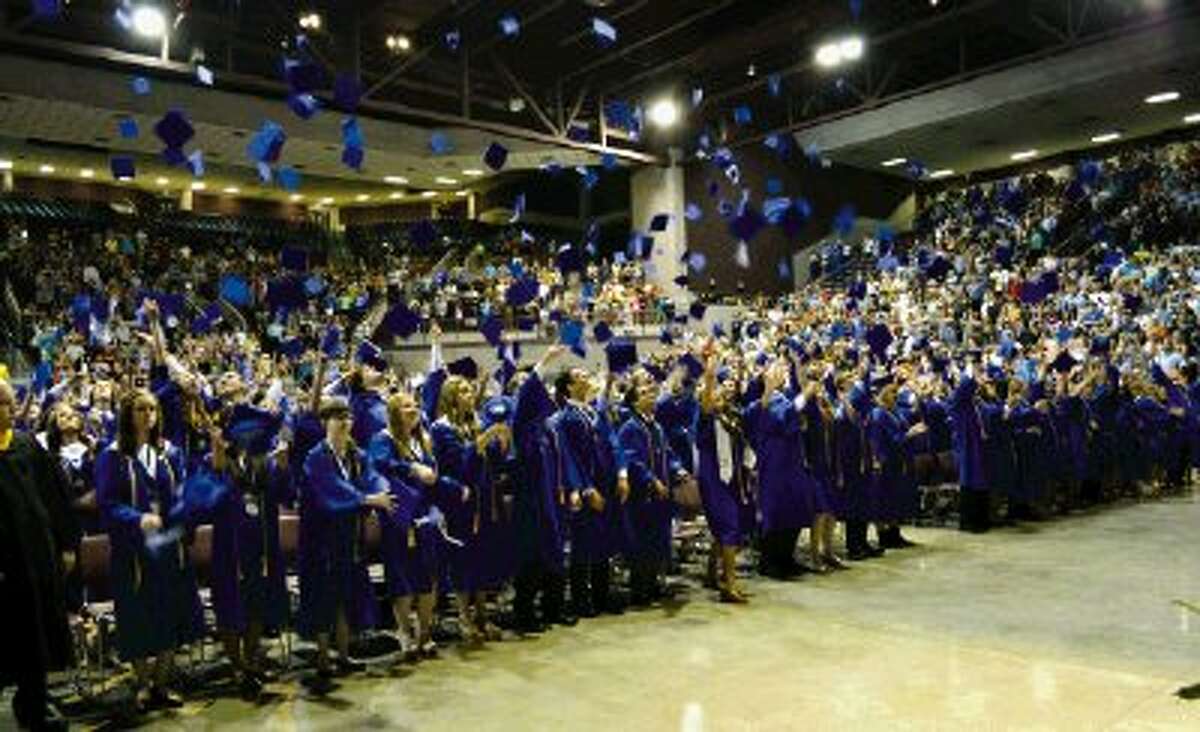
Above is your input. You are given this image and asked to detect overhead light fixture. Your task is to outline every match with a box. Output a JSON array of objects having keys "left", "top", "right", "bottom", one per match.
[
  {"left": 838, "top": 37, "right": 864, "bottom": 62},
  {"left": 435, "top": 176, "right": 459, "bottom": 186},
  {"left": 1185, "top": 113, "right": 1200, "bottom": 124},
  {"left": 420, "top": 191, "right": 437, "bottom": 198},
  {"left": 298, "top": 12, "right": 321, "bottom": 31},
  {"left": 928, "top": 169, "right": 955, "bottom": 179},
  {"left": 1145, "top": 91, "right": 1180, "bottom": 104},
  {"left": 190, "top": 181, "right": 206, "bottom": 190},
  {"left": 1091, "top": 131, "right": 1121, "bottom": 144},
  {"left": 388, "top": 192, "right": 404, "bottom": 200},
  {"left": 155, "top": 176, "right": 170, "bottom": 186},
  {"left": 1010, "top": 149, "right": 1039, "bottom": 161},
  {"left": 0, "top": 159, "right": 12, "bottom": 170},
  {"left": 290, "top": 193, "right": 304, "bottom": 201},
  {"left": 746, "top": 64, "right": 757, "bottom": 78},
  {"left": 648, "top": 97, "right": 680, "bottom": 128},
  {"left": 132, "top": 5, "right": 167, "bottom": 38},
  {"left": 356, "top": 194, "right": 370, "bottom": 202},
  {"left": 319, "top": 196, "right": 334, "bottom": 205},
  {"left": 881, "top": 157, "right": 907, "bottom": 167},
  {"left": 386, "top": 34, "right": 412, "bottom": 52},
  {"left": 462, "top": 169, "right": 485, "bottom": 177},
  {"left": 814, "top": 36, "right": 864, "bottom": 69},
  {"left": 79, "top": 168, "right": 95, "bottom": 179},
  {"left": 384, "top": 175, "right": 408, "bottom": 185},
  {"left": 454, "top": 190, "right": 469, "bottom": 197},
  {"left": 223, "top": 186, "right": 240, "bottom": 194},
  {"left": 38, "top": 164, "right": 55, "bottom": 174}
]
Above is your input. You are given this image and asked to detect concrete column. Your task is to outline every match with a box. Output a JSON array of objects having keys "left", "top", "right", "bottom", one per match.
[
  {"left": 179, "top": 188, "right": 193, "bottom": 211},
  {"left": 630, "top": 162, "right": 687, "bottom": 303},
  {"left": 467, "top": 192, "right": 477, "bottom": 220},
  {"left": 1, "top": 170, "right": 13, "bottom": 193},
  {"left": 328, "top": 206, "right": 343, "bottom": 233}
]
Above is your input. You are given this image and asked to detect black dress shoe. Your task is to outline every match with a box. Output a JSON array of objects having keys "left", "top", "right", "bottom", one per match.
[
  {"left": 302, "top": 671, "right": 335, "bottom": 695},
  {"left": 239, "top": 674, "right": 263, "bottom": 701},
  {"left": 147, "top": 686, "right": 184, "bottom": 710},
  {"left": 846, "top": 546, "right": 871, "bottom": 561}
]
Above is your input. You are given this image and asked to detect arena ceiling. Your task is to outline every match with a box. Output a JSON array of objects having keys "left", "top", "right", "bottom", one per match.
[{"left": 0, "top": 0, "right": 1197, "bottom": 202}]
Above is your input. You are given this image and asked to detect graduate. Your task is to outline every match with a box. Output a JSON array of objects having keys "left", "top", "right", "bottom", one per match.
[
  {"left": 366, "top": 391, "right": 459, "bottom": 659},
  {"left": 0, "top": 379, "right": 79, "bottom": 732},
  {"left": 298, "top": 397, "right": 396, "bottom": 692},
  {"left": 94, "top": 388, "right": 203, "bottom": 712},
  {"left": 948, "top": 368, "right": 991, "bottom": 532},
  {"left": 430, "top": 375, "right": 512, "bottom": 643},
  {"left": 796, "top": 362, "right": 847, "bottom": 570}
]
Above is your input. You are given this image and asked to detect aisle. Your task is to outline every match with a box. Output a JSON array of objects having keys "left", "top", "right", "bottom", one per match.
[{"left": 135, "top": 493, "right": 1200, "bottom": 730}]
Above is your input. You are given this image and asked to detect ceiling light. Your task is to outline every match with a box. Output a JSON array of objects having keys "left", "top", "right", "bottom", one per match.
[
  {"left": 838, "top": 37, "right": 864, "bottom": 62},
  {"left": 79, "top": 168, "right": 95, "bottom": 179},
  {"left": 38, "top": 164, "right": 55, "bottom": 174},
  {"left": 462, "top": 169, "right": 485, "bottom": 177},
  {"left": 319, "top": 196, "right": 334, "bottom": 205},
  {"left": 648, "top": 98, "right": 680, "bottom": 128},
  {"left": 0, "top": 159, "right": 12, "bottom": 170},
  {"left": 1010, "top": 149, "right": 1039, "bottom": 161},
  {"left": 435, "top": 176, "right": 459, "bottom": 185},
  {"left": 815, "top": 43, "right": 841, "bottom": 68},
  {"left": 1185, "top": 113, "right": 1200, "bottom": 124},
  {"left": 389, "top": 192, "right": 404, "bottom": 200},
  {"left": 420, "top": 191, "right": 437, "bottom": 198},
  {"left": 190, "top": 181, "right": 206, "bottom": 190},
  {"left": 881, "top": 157, "right": 907, "bottom": 167},
  {"left": 223, "top": 186, "right": 240, "bottom": 194},
  {"left": 454, "top": 190, "right": 469, "bottom": 197},
  {"left": 290, "top": 193, "right": 304, "bottom": 201},
  {"left": 1091, "top": 131, "right": 1121, "bottom": 144},
  {"left": 386, "top": 34, "right": 411, "bottom": 52},
  {"left": 132, "top": 5, "right": 167, "bottom": 38},
  {"left": 746, "top": 64, "right": 757, "bottom": 78},
  {"left": 298, "top": 12, "right": 321, "bottom": 31},
  {"left": 356, "top": 194, "right": 370, "bottom": 202},
  {"left": 384, "top": 175, "right": 408, "bottom": 185},
  {"left": 156, "top": 177, "right": 169, "bottom": 186},
  {"left": 928, "top": 169, "right": 955, "bottom": 179},
  {"left": 1145, "top": 91, "right": 1180, "bottom": 104}
]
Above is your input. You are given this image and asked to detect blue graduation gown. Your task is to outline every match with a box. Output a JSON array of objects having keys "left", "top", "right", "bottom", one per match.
[
  {"left": 365, "top": 432, "right": 457, "bottom": 597},
  {"left": 1009, "top": 402, "right": 1053, "bottom": 504},
  {"left": 95, "top": 442, "right": 203, "bottom": 660},
  {"left": 618, "top": 413, "right": 679, "bottom": 562},
  {"left": 206, "top": 453, "right": 291, "bottom": 634},
  {"left": 979, "top": 400, "right": 1017, "bottom": 500},
  {"left": 512, "top": 373, "right": 566, "bottom": 571},
  {"left": 743, "top": 393, "right": 815, "bottom": 531},
  {"left": 552, "top": 402, "right": 624, "bottom": 562},
  {"left": 297, "top": 440, "right": 379, "bottom": 639},
  {"left": 351, "top": 389, "right": 389, "bottom": 449},
  {"left": 695, "top": 410, "right": 751, "bottom": 547},
  {"left": 1052, "top": 395, "right": 1089, "bottom": 485},
  {"left": 949, "top": 377, "right": 988, "bottom": 491},
  {"left": 655, "top": 393, "right": 700, "bottom": 475},
  {"left": 801, "top": 397, "right": 842, "bottom": 517}
]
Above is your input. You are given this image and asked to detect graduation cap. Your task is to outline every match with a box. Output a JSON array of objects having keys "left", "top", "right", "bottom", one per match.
[
  {"left": 321, "top": 325, "right": 343, "bottom": 358},
  {"left": 592, "top": 17, "right": 617, "bottom": 45},
  {"left": 445, "top": 29, "right": 461, "bottom": 51},
  {"left": 1050, "top": 351, "right": 1077, "bottom": 374},
  {"left": 659, "top": 327, "right": 674, "bottom": 346},
  {"left": 483, "top": 141, "right": 509, "bottom": 172},
  {"left": 283, "top": 58, "right": 327, "bottom": 94},
  {"left": 763, "top": 197, "right": 791, "bottom": 224},
  {"left": 447, "top": 356, "right": 479, "bottom": 380},
  {"left": 333, "top": 73, "right": 363, "bottom": 113},
  {"left": 689, "top": 301, "right": 707, "bottom": 320},
  {"left": 219, "top": 274, "right": 252, "bottom": 307},
  {"left": 247, "top": 121, "right": 287, "bottom": 164},
  {"left": 110, "top": 156, "right": 136, "bottom": 180},
  {"left": 341, "top": 117, "right": 365, "bottom": 170},
  {"left": 381, "top": 303, "right": 421, "bottom": 340},
  {"left": 266, "top": 276, "right": 308, "bottom": 309},
  {"left": 865, "top": 323, "right": 893, "bottom": 362},
  {"left": 678, "top": 352, "right": 703, "bottom": 381},
  {"left": 118, "top": 117, "right": 139, "bottom": 139},
  {"left": 925, "top": 256, "right": 952, "bottom": 281},
  {"left": 280, "top": 337, "right": 306, "bottom": 360},
  {"left": 196, "top": 65, "right": 214, "bottom": 86},
  {"left": 559, "top": 319, "right": 586, "bottom": 357},
  {"left": 605, "top": 338, "right": 638, "bottom": 374},
  {"left": 288, "top": 93, "right": 320, "bottom": 120},
  {"left": 191, "top": 303, "right": 223, "bottom": 335},
  {"left": 576, "top": 166, "right": 599, "bottom": 190},
  {"left": 495, "top": 358, "right": 517, "bottom": 389},
  {"left": 767, "top": 73, "right": 783, "bottom": 97},
  {"left": 601, "top": 152, "right": 618, "bottom": 170},
  {"left": 647, "top": 213, "right": 673, "bottom": 233},
  {"left": 593, "top": 321, "right": 614, "bottom": 343},
  {"left": 733, "top": 105, "right": 752, "bottom": 126},
  {"left": 729, "top": 204, "right": 766, "bottom": 242},
  {"left": 186, "top": 150, "right": 205, "bottom": 177},
  {"left": 356, "top": 341, "right": 388, "bottom": 372},
  {"left": 684, "top": 203, "right": 703, "bottom": 222},
  {"left": 131, "top": 76, "right": 151, "bottom": 96},
  {"left": 509, "top": 192, "right": 526, "bottom": 223},
  {"left": 555, "top": 243, "right": 584, "bottom": 275},
  {"left": 165, "top": 471, "right": 229, "bottom": 530},
  {"left": 1090, "top": 335, "right": 1111, "bottom": 356},
  {"left": 1019, "top": 279, "right": 1046, "bottom": 305},
  {"left": 498, "top": 13, "right": 520, "bottom": 37},
  {"left": 480, "top": 314, "right": 504, "bottom": 347},
  {"left": 429, "top": 132, "right": 454, "bottom": 155},
  {"left": 224, "top": 404, "right": 285, "bottom": 456},
  {"left": 278, "top": 166, "right": 301, "bottom": 192},
  {"left": 833, "top": 205, "right": 857, "bottom": 237},
  {"left": 154, "top": 109, "right": 194, "bottom": 150}
]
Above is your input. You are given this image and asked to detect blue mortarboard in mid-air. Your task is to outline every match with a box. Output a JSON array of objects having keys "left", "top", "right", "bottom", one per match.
[
  {"left": 510, "top": 192, "right": 526, "bottom": 223},
  {"left": 576, "top": 166, "right": 599, "bottom": 190},
  {"left": 224, "top": 404, "right": 284, "bottom": 457},
  {"left": 278, "top": 166, "right": 301, "bottom": 192},
  {"left": 445, "top": 29, "right": 461, "bottom": 51},
  {"left": 321, "top": 325, "right": 343, "bottom": 358},
  {"left": 356, "top": 340, "right": 388, "bottom": 372},
  {"left": 283, "top": 58, "right": 327, "bottom": 94},
  {"left": 593, "top": 321, "right": 614, "bottom": 344},
  {"left": 483, "top": 141, "right": 509, "bottom": 171},
  {"left": 280, "top": 337, "right": 305, "bottom": 361},
  {"left": 247, "top": 120, "right": 287, "bottom": 164},
  {"left": 763, "top": 197, "right": 791, "bottom": 224},
  {"left": 131, "top": 76, "right": 151, "bottom": 95},
  {"left": 601, "top": 152, "right": 618, "bottom": 170},
  {"left": 689, "top": 301, "right": 707, "bottom": 320},
  {"left": 766, "top": 177, "right": 784, "bottom": 196},
  {"left": 155, "top": 109, "right": 194, "bottom": 151},
  {"left": 266, "top": 276, "right": 308, "bottom": 310},
  {"left": 118, "top": 117, "right": 139, "bottom": 139},
  {"left": 925, "top": 255, "right": 951, "bottom": 281},
  {"left": 196, "top": 65, "right": 214, "bottom": 86},
  {"left": 777, "top": 258, "right": 792, "bottom": 280},
  {"left": 341, "top": 117, "right": 365, "bottom": 170},
  {"left": 559, "top": 319, "right": 586, "bottom": 357},
  {"left": 1019, "top": 279, "right": 1046, "bottom": 304},
  {"left": 110, "top": 156, "right": 135, "bottom": 180},
  {"left": 32, "top": 0, "right": 62, "bottom": 19},
  {"left": 1090, "top": 335, "right": 1111, "bottom": 356},
  {"left": 555, "top": 243, "right": 584, "bottom": 275},
  {"left": 190, "top": 302, "right": 223, "bottom": 335},
  {"left": 592, "top": 17, "right": 617, "bottom": 45},
  {"left": 447, "top": 356, "right": 479, "bottom": 380},
  {"left": 219, "top": 275, "right": 252, "bottom": 307},
  {"left": 1050, "top": 351, "right": 1077, "bottom": 374},
  {"left": 165, "top": 470, "right": 228, "bottom": 530},
  {"left": 659, "top": 327, "right": 675, "bottom": 346},
  {"left": 499, "top": 13, "right": 520, "bottom": 37},
  {"left": 733, "top": 105, "right": 753, "bottom": 126},
  {"left": 288, "top": 93, "right": 320, "bottom": 120},
  {"left": 678, "top": 352, "right": 704, "bottom": 381},
  {"left": 379, "top": 304, "right": 420, "bottom": 340},
  {"left": 649, "top": 213, "right": 671, "bottom": 232},
  {"left": 506, "top": 276, "right": 540, "bottom": 307},
  {"left": 767, "top": 73, "right": 782, "bottom": 97},
  {"left": 480, "top": 314, "right": 504, "bottom": 347},
  {"left": 605, "top": 338, "right": 638, "bottom": 374},
  {"left": 685, "top": 203, "right": 703, "bottom": 221},
  {"left": 333, "top": 73, "right": 363, "bottom": 112},
  {"left": 430, "top": 131, "right": 454, "bottom": 155},
  {"left": 687, "top": 251, "right": 707, "bottom": 273}
]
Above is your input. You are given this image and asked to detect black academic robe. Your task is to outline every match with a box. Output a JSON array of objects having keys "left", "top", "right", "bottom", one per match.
[{"left": 0, "top": 432, "right": 81, "bottom": 686}]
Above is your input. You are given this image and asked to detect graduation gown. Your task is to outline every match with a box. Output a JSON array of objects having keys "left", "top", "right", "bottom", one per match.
[
  {"left": 1052, "top": 395, "right": 1090, "bottom": 485},
  {"left": 297, "top": 440, "right": 380, "bottom": 639},
  {"left": 979, "top": 400, "right": 1017, "bottom": 500},
  {"left": 511, "top": 372, "right": 566, "bottom": 572},
  {"left": 801, "top": 396, "right": 842, "bottom": 517},
  {"left": 618, "top": 413, "right": 679, "bottom": 562},
  {"left": 351, "top": 389, "right": 389, "bottom": 450},
  {"left": 695, "top": 410, "right": 752, "bottom": 547},
  {"left": 655, "top": 393, "right": 700, "bottom": 475},
  {"left": 552, "top": 401, "right": 624, "bottom": 562},
  {"left": 95, "top": 442, "right": 204, "bottom": 660},
  {"left": 949, "top": 377, "right": 988, "bottom": 492},
  {"left": 0, "top": 432, "right": 80, "bottom": 686},
  {"left": 1009, "top": 402, "right": 1053, "bottom": 504},
  {"left": 743, "top": 393, "right": 815, "bottom": 531},
  {"left": 365, "top": 431, "right": 457, "bottom": 597}
]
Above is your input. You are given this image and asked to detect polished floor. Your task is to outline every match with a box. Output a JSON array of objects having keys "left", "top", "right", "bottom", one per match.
[{"left": 32, "top": 491, "right": 1200, "bottom": 730}]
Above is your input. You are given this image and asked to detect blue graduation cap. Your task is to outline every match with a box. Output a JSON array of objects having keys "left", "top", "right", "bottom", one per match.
[
  {"left": 247, "top": 121, "right": 287, "bottom": 164},
  {"left": 167, "top": 470, "right": 229, "bottom": 529},
  {"left": 685, "top": 203, "right": 703, "bottom": 221},
  {"left": 224, "top": 404, "right": 285, "bottom": 456},
  {"left": 559, "top": 319, "right": 586, "bottom": 357},
  {"left": 506, "top": 277, "right": 539, "bottom": 306},
  {"left": 288, "top": 93, "right": 321, "bottom": 120},
  {"left": 219, "top": 275, "right": 252, "bottom": 307},
  {"left": 377, "top": 304, "right": 419, "bottom": 340},
  {"left": 833, "top": 204, "right": 857, "bottom": 237},
  {"left": 1050, "top": 351, "right": 1077, "bottom": 374},
  {"left": 678, "top": 352, "right": 703, "bottom": 381},
  {"left": 510, "top": 192, "right": 526, "bottom": 223},
  {"left": 649, "top": 213, "right": 671, "bottom": 232},
  {"left": 733, "top": 105, "right": 753, "bottom": 126},
  {"left": 280, "top": 337, "right": 306, "bottom": 361},
  {"left": 278, "top": 166, "right": 302, "bottom": 192},
  {"left": 689, "top": 301, "right": 707, "bottom": 320},
  {"left": 321, "top": 325, "right": 343, "bottom": 358},
  {"left": 601, "top": 152, "right": 618, "bottom": 170},
  {"left": 341, "top": 117, "right": 365, "bottom": 170},
  {"left": 430, "top": 132, "right": 454, "bottom": 155},
  {"left": 865, "top": 323, "right": 893, "bottom": 362},
  {"left": 484, "top": 141, "right": 509, "bottom": 171},
  {"left": 498, "top": 13, "right": 520, "bottom": 37},
  {"left": 687, "top": 251, "right": 708, "bottom": 273},
  {"left": 191, "top": 302, "right": 223, "bottom": 335},
  {"left": 186, "top": 150, "right": 205, "bottom": 177},
  {"left": 763, "top": 197, "right": 791, "bottom": 224},
  {"left": 283, "top": 58, "right": 327, "bottom": 94},
  {"left": 445, "top": 29, "right": 461, "bottom": 52},
  {"left": 447, "top": 356, "right": 479, "bottom": 380},
  {"left": 118, "top": 117, "right": 139, "bottom": 139},
  {"left": 659, "top": 327, "right": 674, "bottom": 346},
  {"left": 777, "top": 258, "right": 792, "bottom": 280},
  {"left": 154, "top": 109, "right": 194, "bottom": 150},
  {"left": 605, "top": 338, "right": 638, "bottom": 374},
  {"left": 593, "top": 321, "right": 614, "bottom": 343},
  {"left": 196, "top": 65, "right": 214, "bottom": 86},
  {"left": 110, "top": 156, "right": 136, "bottom": 180},
  {"left": 576, "top": 166, "right": 600, "bottom": 190},
  {"left": 356, "top": 341, "right": 388, "bottom": 372},
  {"left": 767, "top": 73, "right": 782, "bottom": 97},
  {"left": 480, "top": 314, "right": 504, "bottom": 347},
  {"left": 1090, "top": 335, "right": 1111, "bottom": 356},
  {"left": 556, "top": 243, "right": 584, "bottom": 275},
  {"left": 333, "top": 73, "right": 363, "bottom": 112},
  {"left": 266, "top": 276, "right": 308, "bottom": 309},
  {"left": 131, "top": 76, "right": 151, "bottom": 96},
  {"left": 592, "top": 17, "right": 617, "bottom": 45}
]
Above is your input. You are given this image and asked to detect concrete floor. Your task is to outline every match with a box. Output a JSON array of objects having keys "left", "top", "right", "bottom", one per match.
[{"left": 28, "top": 492, "right": 1200, "bottom": 730}]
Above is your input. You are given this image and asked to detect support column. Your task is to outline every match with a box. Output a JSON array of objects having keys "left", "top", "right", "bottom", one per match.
[
  {"left": 179, "top": 188, "right": 193, "bottom": 211},
  {"left": 1, "top": 170, "right": 13, "bottom": 193},
  {"left": 630, "top": 160, "right": 687, "bottom": 303}
]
